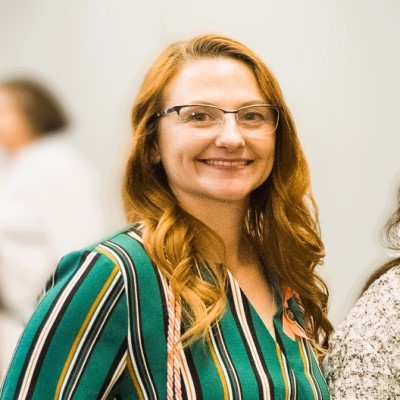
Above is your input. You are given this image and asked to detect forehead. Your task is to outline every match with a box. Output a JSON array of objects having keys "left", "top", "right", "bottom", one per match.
[{"left": 162, "top": 57, "right": 266, "bottom": 106}]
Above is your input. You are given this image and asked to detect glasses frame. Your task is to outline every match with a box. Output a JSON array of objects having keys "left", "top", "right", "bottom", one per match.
[{"left": 153, "top": 103, "right": 280, "bottom": 134}]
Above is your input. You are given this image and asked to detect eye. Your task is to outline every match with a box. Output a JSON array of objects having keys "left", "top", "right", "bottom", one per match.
[
  {"left": 242, "top": 111, "right": 265, "bottom": 121},
  {"left": 179, "top": 106, "right": 219, "bottom": 125},
  {"left": 240, "top": 106, "right": 270, "bottom": 122},
  {"left": 188, "top": 111, "right": 213, "bottom": 122},
  {"left": 239, "top": 106, "right": 276, "bottom": 126}
]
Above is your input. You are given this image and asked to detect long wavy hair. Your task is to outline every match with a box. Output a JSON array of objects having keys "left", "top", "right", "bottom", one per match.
[
  {"left": 361, "top": 187, "right": 400, "bottom": 294},
  {"left": 123, "top": 34, "right": 333, "bottom": 352}
]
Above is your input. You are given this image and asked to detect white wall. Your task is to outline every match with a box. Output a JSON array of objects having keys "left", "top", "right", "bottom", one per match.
[{"left": 1, "top": 0, "right": 399, "bottom": 324}]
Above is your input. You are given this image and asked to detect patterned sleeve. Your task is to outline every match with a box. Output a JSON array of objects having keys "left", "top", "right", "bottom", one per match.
[
  {"left": 0, "top": 249, "right": 129, "bottom": 400},
  {"left": 326, "top": 266, "right": 400, "bottom": 399}
]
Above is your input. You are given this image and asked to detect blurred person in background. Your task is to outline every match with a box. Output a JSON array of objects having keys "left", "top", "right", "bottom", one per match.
[
  {"left": 327, "top": 187, "right": 400, "bottom": 398},
  {"left": 0, "top": 78, "right": 105, "bottom": 378}
]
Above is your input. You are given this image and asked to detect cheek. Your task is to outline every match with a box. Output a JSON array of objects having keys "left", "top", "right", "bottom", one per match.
[
  {"left": 0, "top": 116, "right": 18, "bottom": 140},
  {"left": 271, "top": 143, "right": 276, "bottom": 162},
  {"left": 0, "top": 110, "right": 28, "bottom": 136},
  {"left": 158, "top": 145, "right": 186, "bottom": 176},
  {"left": 156, "top": 133, "right": 183, "bottom": 178},
  {"left": 157, "top": 128, "right": 200, "bottom": 167},
  {"left": 156, "top": 132, "right": 171, "bottom": 166},
  {"left": 258, "top": 139, "right": 276, "bottom": 180},
  {"left": 261, "top": 137, "right": 276, "bottom": 163}
]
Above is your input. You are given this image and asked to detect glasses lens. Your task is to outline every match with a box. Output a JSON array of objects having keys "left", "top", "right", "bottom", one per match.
[
  {"left": 177, "top": 105, "right": 222, "bottom": 132},
  {"left": 237, "top": 106, "right": 278, "bottom": 134}
]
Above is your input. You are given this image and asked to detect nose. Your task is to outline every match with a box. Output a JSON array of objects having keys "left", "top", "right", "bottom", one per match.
[{"left": 214, "top": 113, "right": 245, "bottom": 149}]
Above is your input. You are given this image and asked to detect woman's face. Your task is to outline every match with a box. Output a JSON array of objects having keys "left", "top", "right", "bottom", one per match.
[
  {"left": 155, "top": 57, "right": 276, "bottom": 208},
  {"left": 0, "top": 87, "right": 34, "bottom": 153}
]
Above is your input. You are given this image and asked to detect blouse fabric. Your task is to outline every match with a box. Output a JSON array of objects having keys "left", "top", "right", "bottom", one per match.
[
  {"left": 0, "top": 226, "right": 328, "bottom": 399},
  {"left": 326, "top": 264, "right": 400, "bottom": 399}
]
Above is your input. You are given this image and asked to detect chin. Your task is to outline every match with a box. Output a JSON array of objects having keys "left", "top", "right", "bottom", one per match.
[{"left": 207, "top": 190, "right": 252, "bottom": 203}]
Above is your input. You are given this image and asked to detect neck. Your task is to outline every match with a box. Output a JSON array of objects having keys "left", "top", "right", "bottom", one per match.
[
  {"left": 176, "top": 194, "right": 249, "bottom": 266},
  {"left": 9, "top": 132, "right": 37, "bottom": 155}
]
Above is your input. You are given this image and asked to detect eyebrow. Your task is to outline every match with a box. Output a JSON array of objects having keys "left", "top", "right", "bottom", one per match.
[{"left": 184, "top": 99, "right": 269, "bottom": 107}]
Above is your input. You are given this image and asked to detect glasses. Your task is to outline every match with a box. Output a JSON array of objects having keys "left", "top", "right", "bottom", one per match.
[{"left": 154, "top": 104, "right": 279, "bottom": 136}]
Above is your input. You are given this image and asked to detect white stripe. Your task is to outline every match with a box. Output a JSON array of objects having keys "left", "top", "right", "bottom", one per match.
[
  {"left": 18, "top": 252, "right": 98, "bottom": 400},
  {"left": 127, "top": 230, "right": 144, "bottom": 244},
  {"left": 308, "top": 343, "right": 326, "bottom": 398},
  {"left": 214, "top": 323, "right": 242, "bottom": 400},
  {"left": 274, "top": 344, "right": 292, "bottom": 399},
  {"left": 299, "top": 339, "right": 320, "bottom": 399},
  {"left": 99, "top": 241, "right": 157, "bottom": 400},
  {"left": 178, "top": 347, "right": 197, "bottom": 400},
  {"left": 59, "top": 274, "right": 124, "bottom": 399},
  {"left": 100, "top": 351, "right": 128, "bottom": 400},
  {"left": 291, "top": 370, "right": 297, "bottom": 398},
  {"left": 208, "top": 325, "right": 235, "bottom": 399},
  {"left": 228, "top": 273, "right": 271, "bottom": 399}
]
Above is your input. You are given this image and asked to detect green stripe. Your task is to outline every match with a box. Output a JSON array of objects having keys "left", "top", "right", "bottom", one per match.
[
  {"left": 219, "top": 301, "right": 260, "bottom": 399},
  {"left": 186, "top": 339, "right": 226, "bottom": 399},
  {"left": 0, "top": 226, "right": 330, "bottom": 400},
  {"left": 33, "top": 254, "right": 122, "bottom": 396},
  {"left": 72, "top": 295, "right": 128, "bottom": 398},
  {"left": 249, "top": 306, "right": 287, "bottom": 398},
  {"left": 210, "top": 323, "right": 241, "bottom": 399},
  {"left": 275, "top": 318, "right": 327, "bottom": 399},
  {"left": 108, "top": 233, "right": 168, "bottom": 398}
]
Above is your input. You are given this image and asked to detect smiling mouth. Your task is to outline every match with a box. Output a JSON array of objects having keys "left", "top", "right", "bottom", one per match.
[{"left": 200, "top": 159, "right": 252, "bottom": 167}]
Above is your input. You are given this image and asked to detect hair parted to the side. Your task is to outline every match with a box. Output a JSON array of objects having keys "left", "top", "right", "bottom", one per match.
[
  {"left": 1, "top": 78, "right": 68, "bottom": 136},
  {"left": 123, "top": 34, "right": 333, "bottom": 354}
]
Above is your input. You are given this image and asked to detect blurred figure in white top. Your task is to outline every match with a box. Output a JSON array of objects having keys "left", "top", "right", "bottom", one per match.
[{"left": 0, "top": 78, "right": 105, "bottom": 378}]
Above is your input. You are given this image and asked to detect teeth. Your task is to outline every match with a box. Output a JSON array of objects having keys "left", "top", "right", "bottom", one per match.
[{"left": 204, "top": 160, "right": 249, "bottom": 167}]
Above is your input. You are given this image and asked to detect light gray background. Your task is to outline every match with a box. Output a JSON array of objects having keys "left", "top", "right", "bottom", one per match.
[{"left": 1, "top": 0, "right": 399, "bottom": 325}]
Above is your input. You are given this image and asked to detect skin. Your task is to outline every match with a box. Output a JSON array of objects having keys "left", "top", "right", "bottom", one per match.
[
  {"left": 155, "top": 57, "right": 277, "bottom": 332},
  {"left": 0, "top": 87, "right": 36, "bottom": 154}
]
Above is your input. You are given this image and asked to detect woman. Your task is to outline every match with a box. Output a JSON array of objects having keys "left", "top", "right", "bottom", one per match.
[
  {"left": 0, "top": 35, "right": 332, "bottom": 399},
  {"left": 327, "top": 188, "right": 400, "bottom": 399},
  {"left": 0, "top": 78, "right": 104, "bottom": 378}
]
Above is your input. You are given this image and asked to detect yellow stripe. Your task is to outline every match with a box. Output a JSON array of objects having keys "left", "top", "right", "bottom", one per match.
[
  {"left": 297, "top": 338, "right": 318, "bottom": 398},
  {"left": 276, "top": 344, "right": 290, "bottom": 400},
  {"left": 54, "top": 264, "right": 120, "bottom": 399},
  {"left": 97, "top": 243, "right": 147, "bottom": 399},
  {"left": 95, "top": 245, "right": 119, "bottom": 265},
  {"left": 207, "top": 335, "right": 229, "bottom": 400},
  {"left": 127, "top": 355, "right": 145, "bottom": 400}
]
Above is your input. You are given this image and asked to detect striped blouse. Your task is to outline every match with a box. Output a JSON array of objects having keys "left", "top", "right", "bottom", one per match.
[{"left": 0, "top": 226, "right": 329, "bottom": 399}]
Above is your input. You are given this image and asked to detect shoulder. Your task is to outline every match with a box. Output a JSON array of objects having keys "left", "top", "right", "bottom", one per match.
[
  {"left": 327, "top": 264, "right": 400, "bottom": 392},
  {"left": 53, "top": 224, "right": 147, "bottom": 280},
  {"left": 78, "top": 223, "right": 146, "bottom": 261},
  {"left": 16, "top": 137, "right": 96, "bottom": 185},
  {"left": 93, "top": 225, "right": 150, "bottom": 267},
  {"left": 334, "top": 264, "right": 400, "bottom": 339},
  {"left": 88, "top": 224, "right": 145, "bottom": 254}
]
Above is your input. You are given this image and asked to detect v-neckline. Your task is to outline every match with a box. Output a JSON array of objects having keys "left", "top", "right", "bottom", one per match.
[{"left": 227, "top": 270, "right": 283, "bottom": 341}]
